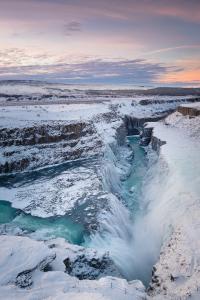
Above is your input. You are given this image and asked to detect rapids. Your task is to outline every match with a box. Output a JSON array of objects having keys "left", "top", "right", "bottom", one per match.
[
  {"left": 87, "top": 136, "right": 159, "bottom": 284},
  {"left": 0, "top": 200, "right": 85, "bottom": 244},
  {"left": 0, "top": 135, "right": 159, "bottom": 285}
]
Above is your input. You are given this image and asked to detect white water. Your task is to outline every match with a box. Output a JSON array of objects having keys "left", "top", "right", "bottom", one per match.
[
  {"left": 2, "top": 119, "right": 199, "bottom": 287},
  {"left": 88, "top": 127, "right": 200, "bottom": 285},
  {"left": 88, "top": 137, "right": 161, "bottom": 284}
]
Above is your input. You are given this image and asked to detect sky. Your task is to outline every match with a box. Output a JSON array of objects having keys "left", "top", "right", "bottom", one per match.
[{"left": 0, "top": 0, "right": 200, "bottom": 86}]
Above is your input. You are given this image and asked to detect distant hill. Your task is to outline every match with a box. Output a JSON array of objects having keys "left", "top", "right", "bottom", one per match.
[
  {"left": 135, "top": 87, "right": 200, "bottom": 96},
  {"left": 0, "top": 80, "right": 200, "bottom": 96}
]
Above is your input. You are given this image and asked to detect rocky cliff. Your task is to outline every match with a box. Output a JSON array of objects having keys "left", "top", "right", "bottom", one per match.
[
  {"left": 0, "top": 121, "right": 102, "bottom": 174},
  {"left": 177, "top": 104, "right": 200, "bottom": 117},
  {"left": 124, "top": 115, "right": 170, "bottom": 136},
  {"left": 145, "top": 106, "right": 200, "bottom": 299}
]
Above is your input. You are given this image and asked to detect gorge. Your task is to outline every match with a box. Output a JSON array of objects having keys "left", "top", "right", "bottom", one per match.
[{"left": 0, "top": 82, "right": 200, "bottom": 300}]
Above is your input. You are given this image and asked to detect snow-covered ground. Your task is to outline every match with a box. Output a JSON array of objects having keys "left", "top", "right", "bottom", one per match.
[
  {"left": 143, "top": 108, "right": 200, "bottom": 299},
  {"left": 1, "top": 81, "right": 200, "bottom": 300},
  {"left": 0, "top": 166, "right": 102, "bottom": 217},
  {"left": 0, "top": 235, "right": 146, "bottom": 300},
  {"left": 0, "top": 103, "right": 110, "bottom": 128},
  {"left": 180, "top": 102, "right": 200, "bottom": 109}
]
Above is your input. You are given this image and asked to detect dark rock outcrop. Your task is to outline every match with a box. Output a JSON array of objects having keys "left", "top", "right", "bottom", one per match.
[
  {"left": 124, "top": 115, "right": 169, "bottom": 136},
  {"left": 140, "top": 126, "right": 153, "bottom": 146},
  {"left": 15, "top": 253, "right": 56, "bottom": 288},
  {"left": 139, "top": 97, "right": 200, "bottom": 106},
  {"left": 177, "top": 105, "right": 200, "bottom": 117},
  {"left": 0, "top": 122, "right": 89, "bottom": 147},
  {"left": 151, "top": 136, "right": 166, "bottom": 153},
  {"left": 0, "top": 121, "right": 102, "bottom": 174},
  {"left": 63, "top": 251, "right": 121, "bottom": 280}
]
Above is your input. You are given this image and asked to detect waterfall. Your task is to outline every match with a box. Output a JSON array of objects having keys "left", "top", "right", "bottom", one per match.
[
  {"left": 88, "top": 126, "right": 200, "bottom": 286},
  {"left": 100, "top": 143, "right": 132, "bottom": 196},
  {"left": 88, "top": 194, "right": 135, "bottom": 279},
  {"left": 87, "top": 149, "right": 165, "bottom": 284},
  {"left": 86, "top": 138, "right": 157, "bottom": 283}
]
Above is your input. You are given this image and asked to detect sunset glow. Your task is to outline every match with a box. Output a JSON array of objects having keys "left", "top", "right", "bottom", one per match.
[{"left": 0, "top": 0, "right": 200, "bottom": 86}]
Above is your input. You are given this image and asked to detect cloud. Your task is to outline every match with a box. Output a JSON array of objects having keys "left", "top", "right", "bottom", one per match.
[
  {"left": 1, "top": 47, "right": 199, "bottom": 87},
  {"left": 1, "top": 0, "right": 200, "bottom": 57},
  {"left": 66, "top": 21, "right": 81, "bottom": 32},
  {"left": 1, "top": 48, "right": 199, "bottom": 86},
  {"left": 33, "top": 0, "right": 200, "bottom": 24},
  {"left": 0, "top": 49, "right": 170, "bottom": 84},
  {"left": 159, "top": 68, "right": 200, "bottom": 86},
  {"left": 2, "top": 0, "right": 200, "bottom": 24},
  {"left": 64, "top": 21, "right": 82, "bottom": 36},
  {"left": 143, "top": 45, "right": 200, "bottom": 56}
]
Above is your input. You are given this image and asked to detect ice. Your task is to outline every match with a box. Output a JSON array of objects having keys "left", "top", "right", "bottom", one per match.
[
  {"left": 1, "top": 82, "right": 200, "bottom": 299},
  {"left": 144, "top": 110, "right": 200, "bottom": 298},
  {"left": 0, "top": 103, "right": 110, "bottom": 128},
  {"left": 0, "top": 235, "right": 146, "bottom": 300},
  {"left": 0, "top": 235, "right": 55, "bottom": 286},
  {"left": 0, "top": 166, "right": 101, "bottom": 217}
]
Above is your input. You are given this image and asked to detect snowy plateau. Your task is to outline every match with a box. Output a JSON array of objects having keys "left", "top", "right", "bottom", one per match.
[{"left": 0, "top": 81, "right": 200, "bottom": 300}]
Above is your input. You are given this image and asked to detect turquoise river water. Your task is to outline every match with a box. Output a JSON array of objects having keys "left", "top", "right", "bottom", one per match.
[{"left": 0, "top": 136, "right": 147, "bottom": 248}]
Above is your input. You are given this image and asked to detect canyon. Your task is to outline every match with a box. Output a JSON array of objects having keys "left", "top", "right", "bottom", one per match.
[{"left": 0, "top": 81, "right": 200, "bottom": 300}]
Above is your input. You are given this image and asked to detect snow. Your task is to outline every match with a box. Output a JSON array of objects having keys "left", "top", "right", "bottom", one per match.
[
  {"left": 0, "top": 81, "right": 107, "bottom": 96},
  {"left": 165, "top": 111, "right": 200, "bottom": 139},
  {"left": 145, "top": 112, "right": 200, "bottom": 299},
  {"left": 0, "top": 103, "right": 110, "bottom": 128},
  {"left": 1, "top": 82, "right": 200, "bottom": 299},
  {"left": 0, "top": 235, "right": 55, "bottom": 286},
  {"left": 0, "top": 272, "right": 146, "bottom": 300},
  {"left": 45, "top": 237, "right": 121, "bottom": 279},
  {"left": 0, "top": 82, "right": 49, "bottom": 95},
  {"left": 0, "top": 166, "right": 101, "bottom": 217},
  {"left": 0, "top": 235, "right": 146, "bottom": 300},
  {"left": 113, "top": 96, "right": 197, "bottom": 118},
  {"left": 180, "top": 102, "right": 200, "bottom": 109}
]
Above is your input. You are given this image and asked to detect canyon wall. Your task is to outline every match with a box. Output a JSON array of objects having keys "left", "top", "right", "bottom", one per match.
[
  {"left": 177, "top": 105, "right": 200, "bottom": 117},
  {"left": 0, "top": 121, "right": 102, "bottom": 174},
  {"left": 124, "top": 115, "right": 169, "bottom": 136}
]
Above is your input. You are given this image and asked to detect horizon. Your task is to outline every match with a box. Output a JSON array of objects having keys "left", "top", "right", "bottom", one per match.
[
  {"left": 1, "top": 79, "right": 200, "bottom": 90},
  {"left": 1, "top": 0, "right": 200, "bottom": 87}
]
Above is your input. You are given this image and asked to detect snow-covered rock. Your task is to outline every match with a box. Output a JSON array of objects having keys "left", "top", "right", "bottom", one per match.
[
  {"left": 0, "top": 235, "right": 146, "bottom": 300},
  {"left": 1, "top": 82, "right": 200, "bottom": 300},
  {"left": 45, "top": 238, "right": 122, "bottom": 279},
  {"left": 0, "top": 166, "right": 102, "bottom": 217},
  {"left": 0, "top": 120, "right": 101, "bottom": 174},
  {"left": 0, "top": 272, "right": 146, "bottom": 300},
  {"left": 145, "top": 106, "right": 200, "bottom": 299},
  {"left": 0, "top": 235, "right": 55, "bottom": 288},
  {"left": 165, "top": 110, "right": 200, "bottom": 139},
  {"left": 149, "top": 224, "right": 200, "bottom": 299}
]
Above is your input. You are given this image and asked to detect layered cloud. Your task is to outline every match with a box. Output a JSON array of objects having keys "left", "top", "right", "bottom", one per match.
[
  {"left": 0, "top": 48, "right": 171, "bottom": 84},
  {"left": 2, "top": 0, "right": 199, "bottom": 24},
  {"left": 0, "top": 0, "right": 200, "bottom": 85}
]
